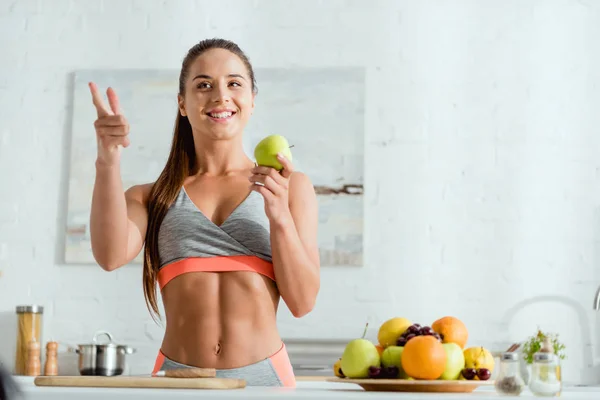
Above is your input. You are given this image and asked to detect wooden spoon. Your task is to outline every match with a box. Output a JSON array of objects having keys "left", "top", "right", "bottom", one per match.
[{"left": 146, "top": 368, "right": 216, "bottom": 378}]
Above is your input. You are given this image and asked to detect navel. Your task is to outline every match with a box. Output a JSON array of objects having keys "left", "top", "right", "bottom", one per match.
[{"left": 214, "top": 342, "right": 222, "bottom": 355}]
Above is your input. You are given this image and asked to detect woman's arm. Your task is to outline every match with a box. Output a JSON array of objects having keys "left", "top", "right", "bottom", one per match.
[
  {"left": 250, "top": 155, "right": 320, "bottom": 318},
  {"left": 269, "top": 172, "right": 320, "bottom": 317},
  {"left": 90, "top": 170, "right": 150, "bottom": 271},
  {"left": 88, "top": 82, "right": 150, "bottom": 271}
]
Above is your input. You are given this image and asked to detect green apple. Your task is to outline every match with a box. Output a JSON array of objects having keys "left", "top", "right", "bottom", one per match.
[
  {"left": 381, "top": 346, "right": 409, "bottom": 378},
  {"left": 439, "top": 342, "right": 465, "bottom": 380},
  {"left": 253, "top": 134, "right": 293, "bottom": 170},
  {"left": 340, "top": 323, "right": 380, "bottom": 378}
]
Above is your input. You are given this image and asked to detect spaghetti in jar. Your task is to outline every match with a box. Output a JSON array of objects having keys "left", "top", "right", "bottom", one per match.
[{"left": 14, "top": 305, "right": 43, "bottom": 375}]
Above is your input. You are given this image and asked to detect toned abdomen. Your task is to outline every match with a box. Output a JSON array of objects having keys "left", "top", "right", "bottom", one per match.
[{"left": 159, "top": 271, "right": 281, "bottom": 369}]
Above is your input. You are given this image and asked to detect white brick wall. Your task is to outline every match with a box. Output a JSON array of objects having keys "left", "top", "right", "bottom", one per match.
[{"left": 1, "top": 0, "right": 600, "bottom": 385}]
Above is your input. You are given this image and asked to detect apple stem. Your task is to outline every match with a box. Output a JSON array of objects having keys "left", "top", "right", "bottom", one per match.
[
  {"left": 362, "top": 322, "right": 369, "bottom": 339},
  {"left": 289, "top": 145, "right": 295, "bottom": 149}
]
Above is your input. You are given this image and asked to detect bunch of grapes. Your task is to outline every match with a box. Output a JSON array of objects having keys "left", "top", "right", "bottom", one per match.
[{"left": 396, "top": 323, "right": 442, "bottom": 347}]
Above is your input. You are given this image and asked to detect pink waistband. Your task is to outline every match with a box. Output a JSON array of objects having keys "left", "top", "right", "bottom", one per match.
[{"left": 152, "top": 342, "right": 296, "bottom": 388}]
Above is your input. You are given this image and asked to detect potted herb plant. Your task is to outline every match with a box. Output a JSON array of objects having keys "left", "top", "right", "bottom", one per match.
[{"left": 521, "top": 328, "right": 567, "bottom": 383}]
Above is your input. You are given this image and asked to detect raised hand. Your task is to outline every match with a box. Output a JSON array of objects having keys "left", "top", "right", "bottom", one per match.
[
  {"left": 89, "top": 82, "right": 130, "bottom": 167},
  {"left": 249, "top": 153, "right": 295, "bottom": 226}
]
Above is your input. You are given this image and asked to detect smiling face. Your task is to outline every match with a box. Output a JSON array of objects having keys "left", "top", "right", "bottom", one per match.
[{"left": 178, "top": 48, "right": 255, "bottom": 141}]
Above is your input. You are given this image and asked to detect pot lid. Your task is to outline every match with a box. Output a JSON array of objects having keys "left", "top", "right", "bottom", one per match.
[
  {"left": 78, "top": 331, "right": 135, "bottom": 353},
  {"left": 79, "top": 342, "right": 119, "bottom": 348},
  {"left": 79, "top": 330, "right": 117, "bottom": 346}
]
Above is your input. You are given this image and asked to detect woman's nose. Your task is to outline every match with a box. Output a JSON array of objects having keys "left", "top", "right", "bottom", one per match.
[{"left": 212, "top": 85, "right": 231, "bottom": 103}]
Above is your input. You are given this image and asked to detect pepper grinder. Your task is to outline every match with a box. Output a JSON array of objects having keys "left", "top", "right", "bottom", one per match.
[
  {"left": 25, "top": 339, "right": 41, "bottom": 376},
  {"left": 44, "top": 341, "right": 58, "bottom": 376}
]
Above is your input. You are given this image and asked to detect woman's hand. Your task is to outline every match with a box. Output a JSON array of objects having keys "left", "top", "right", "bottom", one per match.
[
  {"left": 249, "top": 153, "right": 295, "bottom": 226},
  {"left": 89, "top": 82, "right": 130, "bottom": 167}
]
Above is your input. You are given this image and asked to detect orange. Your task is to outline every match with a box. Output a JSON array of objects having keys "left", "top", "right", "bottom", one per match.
[
  {"left": 401, "top": 335, "right": 447, "bottom": 380},
  {"left": 375, "top": 344, "right": 384, "bottom": 357},
  {"left": 432, "top": 316, "right": 469, "bottom": 349}
]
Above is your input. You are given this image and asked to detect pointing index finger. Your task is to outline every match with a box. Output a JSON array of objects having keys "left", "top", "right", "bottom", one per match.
[{"left": 88, "top": 82, "right": 112, "bottom": 117}]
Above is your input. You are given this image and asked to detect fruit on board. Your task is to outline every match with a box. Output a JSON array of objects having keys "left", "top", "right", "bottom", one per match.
[
  {"left": 477, "top": 368, "right": 491, "bottom": 381},
  {"left": 396, "top": 323, "right": 442, "bottom": 347},
  {"left": 463, "top": 346, "right": 495, "bottom": 373},
  {"left": 339, "top": 315, "right": 490, "bottom": 381},
  {"left": 253, "top": 134, "right": 293, "bottom": 170},
  {"left": 367, "top": 366, "right": 382, "bottom": 379},
  {"left": 378, "top": 317, "right": 412, "bottom": 348},
  {"left": 400, "top": 335, "right": 447, "bottom": 380},
  {"left": 333, "top": 358, "right": 344, "bottom": 378},
  {"left": 340, "top": 323, "right": 381, "bottom": 378},
  {"left": 431, "top": 316, "right": 469, "bottom": 349},
  {"left": 381, "top": 345, "right": 409, "bottom": 378},
  {"left": 461, "top": 368, "right": 477, "bottom": 380},
  {"left": 461, "top": 367, "right": 492, "bottom": 381},
  {"left": 368, "top": 365, "right": 400, "bottom": 379},
  {"left": 439, "top": 343, "right": 466, "bottom": 380}
]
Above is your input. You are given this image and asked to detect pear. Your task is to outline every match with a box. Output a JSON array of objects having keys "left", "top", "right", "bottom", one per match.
[
  {"left": 340, "top": 323, "right": 381, "bottom": 378},
  {"left": 254, "top": 134, "right": 293, "bottom": 170},
  {"left": 463, "top": 346, "right": 495, "bottom": 372}
]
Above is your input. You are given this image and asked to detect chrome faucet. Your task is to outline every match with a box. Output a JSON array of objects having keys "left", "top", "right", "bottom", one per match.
[{"left": 594, "top": 285, "right": 600, "bottom": 310}]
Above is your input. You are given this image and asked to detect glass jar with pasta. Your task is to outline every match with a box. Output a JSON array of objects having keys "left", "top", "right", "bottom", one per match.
[{"left": 14, "top": 305, "right": 44, "bottom": 375}]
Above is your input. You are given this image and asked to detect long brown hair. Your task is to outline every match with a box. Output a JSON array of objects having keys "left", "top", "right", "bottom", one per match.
[{"left": 143, "top": 38, "right": 258, "bottom": 321}]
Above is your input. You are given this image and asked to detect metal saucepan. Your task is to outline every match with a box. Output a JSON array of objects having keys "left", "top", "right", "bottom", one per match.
[{"left": 69, "top": 331, "right": 136, "bottom": 376}]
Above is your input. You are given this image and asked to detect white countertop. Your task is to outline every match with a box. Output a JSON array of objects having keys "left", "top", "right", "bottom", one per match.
[{"left": 10, "top": 376, "right": 600, "bottom": 400}]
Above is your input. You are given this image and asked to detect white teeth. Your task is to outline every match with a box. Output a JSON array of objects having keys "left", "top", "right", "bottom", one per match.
[{"left": 209, "top": 112, "right": 233, "bottom": 119}]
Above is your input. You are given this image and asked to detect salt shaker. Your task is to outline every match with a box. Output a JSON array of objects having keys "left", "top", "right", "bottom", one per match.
[
  {"left": 528, "top": 337, "right": 561, "bottom": 397},
  {"left": 494, "top": 352, "right": 526, "bottom": 396}
]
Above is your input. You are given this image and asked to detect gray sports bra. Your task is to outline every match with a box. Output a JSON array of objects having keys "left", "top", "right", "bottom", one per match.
[{"left": 156, "top": 186, "right": 275, "bottom": 290}]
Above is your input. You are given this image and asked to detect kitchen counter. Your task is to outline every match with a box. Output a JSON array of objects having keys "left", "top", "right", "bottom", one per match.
[{"left": 10, "top": 376, "right": 600, "bottom": 400}]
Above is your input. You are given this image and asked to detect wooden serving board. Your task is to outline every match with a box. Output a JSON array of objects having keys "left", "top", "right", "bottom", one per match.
[
  {"left": 295, "top": 376, "right": 332, "bottom": 381},
  {"left": 34, "top": 376, "right": 246, "bottom": 390},
  {"left": 326, "top": 377, "right": 494, "bottom": 393}
]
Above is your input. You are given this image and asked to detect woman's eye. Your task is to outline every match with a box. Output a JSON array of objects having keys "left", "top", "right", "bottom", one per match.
[{"left": 196, "top": 81, "right": 241, "bottom": 89}]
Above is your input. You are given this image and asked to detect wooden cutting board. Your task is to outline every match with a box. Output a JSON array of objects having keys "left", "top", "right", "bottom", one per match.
[{"left": 34, "top": 376, "right": 246, "bottom": 389}]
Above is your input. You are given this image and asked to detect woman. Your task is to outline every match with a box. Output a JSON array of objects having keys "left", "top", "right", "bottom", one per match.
[
  {"left": 88, "top": 38, "right": 320, "bottom": 387},
  {"left": 0, "top": 364, "right": 21, "bottom": 400}
]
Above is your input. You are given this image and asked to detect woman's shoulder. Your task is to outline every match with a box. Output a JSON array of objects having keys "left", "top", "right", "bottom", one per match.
[
  {"left": 288, "top": 171, "right": 317, "bottom": 210},
  {"left": 125, "top": 181, "right": 156, "bottom": 206},
  {"left": 289, "top": 171, "right": 315, "bottom": 197}
]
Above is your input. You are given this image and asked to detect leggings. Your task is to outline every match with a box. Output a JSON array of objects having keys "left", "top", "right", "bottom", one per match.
[{"left": 152, "top": 342, "right": 296, "bottom": 387}]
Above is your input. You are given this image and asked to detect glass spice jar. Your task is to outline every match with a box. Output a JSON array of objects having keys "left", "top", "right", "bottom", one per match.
[
  {"left": 14, "top": 305, "right": 43, "bottom": 375},
  {"left": 494, "top": 352, "right": 526, "bottom": 396},
  {"left": 529, "top": 352, "right": 562, "bottom": 397}
]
